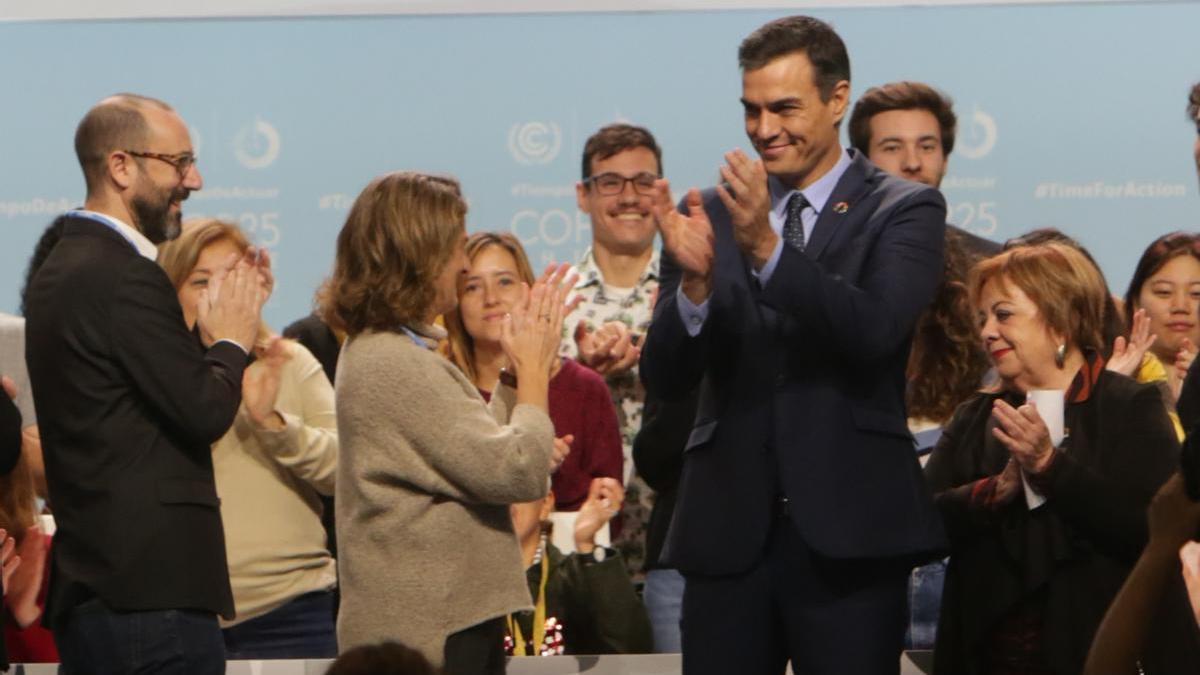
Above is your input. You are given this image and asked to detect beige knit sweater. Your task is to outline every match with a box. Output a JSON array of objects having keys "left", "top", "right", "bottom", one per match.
[
  {"left": 214, "top": 340, "right": 338, "bottom": 626},
  {"left": 335, "top": 326, "right": 554, "bottom": 664}
]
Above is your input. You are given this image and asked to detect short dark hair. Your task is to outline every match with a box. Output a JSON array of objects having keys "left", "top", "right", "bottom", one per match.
[
  {"left": 1189, "top": 82, "right": 1200, "bottom": 128},
  {"left": 74, "top": 93, "right": 173, "bottom": 196},
  {"left": 580, "top": 124, "right": 662, "bottom": 181},
  {"left": 738, "top": 15, "right": 850, "bottom": 102},
  {"left": 848, "top": 81, "right": 957, "bottom": 157}
]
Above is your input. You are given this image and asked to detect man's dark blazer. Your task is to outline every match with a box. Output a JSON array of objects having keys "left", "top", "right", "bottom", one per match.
[
  {"left": 641, "top": 150, "right": 949, "bottom": 576},
  {"left": 24, "top": 216, "right": 246, "bottom": 627}
]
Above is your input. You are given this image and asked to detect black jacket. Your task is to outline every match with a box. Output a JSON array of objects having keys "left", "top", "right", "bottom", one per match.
[
  {"left": 925, "top": 365, "right": 1198, "bottom": 674},
  {"left": 24, "top": 216, "right": 246, "bottom": 627}
]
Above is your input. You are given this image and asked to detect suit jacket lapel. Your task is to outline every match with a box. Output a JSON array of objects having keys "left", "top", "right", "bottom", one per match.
[{"left": 804, "top": 152, "right": 879, "bottom": 261}]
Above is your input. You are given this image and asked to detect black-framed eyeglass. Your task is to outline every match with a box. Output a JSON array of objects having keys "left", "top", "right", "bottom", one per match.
[
  {"left": 585, "top": 172, "right": 658, "bottom": 196},
  {"left": 124, "top": 150, "right": 196, "bottom": 178}
]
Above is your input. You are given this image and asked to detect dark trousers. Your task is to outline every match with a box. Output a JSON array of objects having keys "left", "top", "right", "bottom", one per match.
[
  {"left": 54, "top": 598, "right": 225, "bottom": 675},
  {"left": 443, "top": 617, "right": 506, "bottom": 675},
  {"left": 681, "top": 516, "right": 909, "bottom": 675},
  {"left": 222, "top": 589, "right": 338, "bottom": 659}
]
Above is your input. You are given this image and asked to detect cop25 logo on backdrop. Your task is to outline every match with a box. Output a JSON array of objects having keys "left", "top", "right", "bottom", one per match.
[
  {"left": 508, "top": 121, "right": 562, "bottom": 165},
  {"left": 958, "top": 106, "right": 997, "bottom": 160},
  {"left": 235, "top": 118, "right": 281, "bottom": 170}
]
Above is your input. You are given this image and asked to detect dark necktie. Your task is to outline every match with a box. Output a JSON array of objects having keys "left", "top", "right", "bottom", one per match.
[{"left": 782, "top": 192, "right": 809, "bottom": 252}]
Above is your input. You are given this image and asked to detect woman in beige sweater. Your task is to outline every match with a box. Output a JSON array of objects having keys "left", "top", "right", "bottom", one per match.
[
  {"left": 320, "top": 172, "right": 571, "bottom": 674},
  {"left": 159, "top": 219, "right": 338, "bottom": 658}
]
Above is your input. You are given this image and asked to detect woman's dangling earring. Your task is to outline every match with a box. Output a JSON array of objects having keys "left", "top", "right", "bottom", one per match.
[{"left": 1054, "top": 343, "right": 1066, "bottom": 369}]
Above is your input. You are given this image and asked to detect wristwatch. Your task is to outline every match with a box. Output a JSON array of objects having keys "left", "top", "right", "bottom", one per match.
[{"left": 584, "top": 546, "right": 608, "bottom": 564}]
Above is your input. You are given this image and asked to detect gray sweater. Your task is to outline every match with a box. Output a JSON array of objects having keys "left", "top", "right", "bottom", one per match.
[{"left": 335, "top": 326, "right": 554, "bottom": 664}]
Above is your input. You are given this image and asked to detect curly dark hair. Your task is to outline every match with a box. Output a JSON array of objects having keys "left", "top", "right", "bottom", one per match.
[
  {"left": 906, "top": 228, "right": 990, "bottom": 424},
  {"left": 318, "top": 172, "right": 466, "bottom": 337}
]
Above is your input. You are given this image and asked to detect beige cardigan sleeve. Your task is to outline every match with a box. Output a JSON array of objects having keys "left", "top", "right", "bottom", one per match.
[
  {"left": 341, "top": 333, "right": 554, "bottom": 505},
  {"left": 249, "top": 341, "right": 338, "bottom": 496}
]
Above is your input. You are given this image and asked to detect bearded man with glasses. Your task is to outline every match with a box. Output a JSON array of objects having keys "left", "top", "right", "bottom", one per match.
[{"left": 24, "top": 93, "right": 267, "bottom": 674}]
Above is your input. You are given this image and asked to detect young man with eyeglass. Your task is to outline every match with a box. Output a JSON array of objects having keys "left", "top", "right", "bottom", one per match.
[{"left": 559, "top": 124, "right": 670, "bottom": 645}]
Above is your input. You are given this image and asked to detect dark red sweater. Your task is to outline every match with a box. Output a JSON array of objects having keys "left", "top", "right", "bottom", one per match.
[{"left": 480, "top": 358, "right": 623, "bottom": 511}]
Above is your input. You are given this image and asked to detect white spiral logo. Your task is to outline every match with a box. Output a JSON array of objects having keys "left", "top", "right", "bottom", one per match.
[
  {"left": 958, "top": 106, "right": 997, "bottom": 160},
  {"left": 508, "top": 121, "right": 562, "bottom": 165},
  {"left": 234, "top": 117, "right": 281, "bottom": 170}
]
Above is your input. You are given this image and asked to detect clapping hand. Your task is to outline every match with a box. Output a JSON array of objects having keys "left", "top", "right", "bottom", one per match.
[
  {"left": 1180, "top": 541, "right": 1200, "bottom": 626},
  {"left": 574, "top": 320, "right": 640, "bottom": 376},
  {"left": 1107, "top": 308, "right": 1157, "bottom": 377},
  {"left": 1169, "top": 338, "right": 1198, "bottom": 404},
  {"left": 7, "top": 524, "right": 47, "bottom": 627},
  {"left": 653, "top": 180, "right": 714, "bottom": 304},
  {"left": 197, "top": 252, "right": 265, "bottom": 350},
  {"left": 244, "top": 246, "right": 275, "bottom": 304},
  {"left": 0, "top": 528, "right": 19, "bottom": 597},
  {"left": 500, "top": 263, "right": 578, "bottom": 377},
  {"left": 715, "top": 149, "right": 776, "bottom": 268},
  {"left": 243, "top": 337, "right": 292, "bottom": 430},
  {"left": 550, "top": 434, "right": 573, "bottom": 474},
  {"left": 991, "top": 399, "right": 1056, "bottom": 475},
  {"left": 573, "top": 477, "right": 624, "bottom": 554}
]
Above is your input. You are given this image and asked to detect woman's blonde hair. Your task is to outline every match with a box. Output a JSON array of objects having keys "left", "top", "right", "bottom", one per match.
[
  {"left": 444, "top": 232, "right": 537, "bottom": 384},
  {"left": 969, "top": 242, "right": 1108, "bottom": 355},
  {"left": 157, "top": 218, "right": 272, "bottom": 346},
  {"left": 319, "top": 172, "right": 467, "bottom": 337}
]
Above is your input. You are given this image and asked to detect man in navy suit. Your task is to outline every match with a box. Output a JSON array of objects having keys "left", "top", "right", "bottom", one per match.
[{"left": 641, "top": 16, "right": 948, "bottom": 674}]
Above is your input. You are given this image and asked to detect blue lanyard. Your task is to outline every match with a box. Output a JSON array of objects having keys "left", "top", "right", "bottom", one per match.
[
  {"left": 400, "top": 326, "right": 432, "bottom": 350},
  {"left": 66, "top": 209, "right": 141, "bottom": 252}
]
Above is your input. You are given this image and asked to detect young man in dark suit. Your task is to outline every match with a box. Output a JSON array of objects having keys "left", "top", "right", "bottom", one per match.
[
  {"left": 24, "top": 94, "right": 266, "bottom": 674},
  {"left": 642, "top": 16, "right": 948, "bottom": 674}
]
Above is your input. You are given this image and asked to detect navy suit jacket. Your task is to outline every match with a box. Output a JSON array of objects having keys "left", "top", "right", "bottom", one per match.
[{"left": 641, "top": 150, "right": 949, "bottom": 575}]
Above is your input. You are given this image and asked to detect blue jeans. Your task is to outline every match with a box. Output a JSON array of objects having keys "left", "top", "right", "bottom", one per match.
[
  {"left": 222, "top": 589, "right": 338, "bottom": 659},
  {"left": 643, "top": 568, "right": 685, "bottom": 653},
  {"left": 55, "top": 597, "right": 225, "bottom": 675},
  {"left": 905, "top": 558, "right": 947, "bottom": 650}
]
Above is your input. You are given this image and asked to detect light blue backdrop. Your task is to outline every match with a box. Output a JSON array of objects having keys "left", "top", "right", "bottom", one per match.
[{"left": 1, "top": 3, "right": 1197, "bottom": 328}]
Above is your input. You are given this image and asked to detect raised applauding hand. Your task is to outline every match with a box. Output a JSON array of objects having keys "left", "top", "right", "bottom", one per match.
[
  {"left": 573, "top": 477, "right": 624, "bottom": 554},
  {"left": 6, "top": 524, "right": 47, "bottom": 627},
  {"left": 1107, "top": 308, "right": 1157, "bottom": 377},
  {"left": 500, "top": 263, "right": 578, "bottom": 378},
  {"left": 1169, "top": 337, "right": 1198, "bottom": 404},
  {"left": 197, "top": 249, "right": 267, "bottom": 350},
  {"left": 550, "top": 434, "right": 573, "bottom": 474},
  {"left": 991, "top": 399, "right": 1056, "bottom": 475},
  {"left": 0, "top": 528, "right": 19, "bottom": 597},
  {"left": 653, "top": 181, "right": 714, "bottom": 304},
  {"left": 715, "top": 149, "right": 777, "bottom": 267},
  {"left": 242, "top": 337, "right": 293, "bottom": 431}
]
